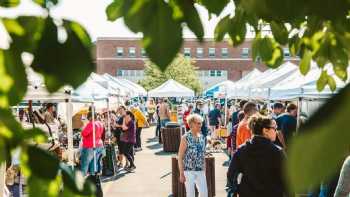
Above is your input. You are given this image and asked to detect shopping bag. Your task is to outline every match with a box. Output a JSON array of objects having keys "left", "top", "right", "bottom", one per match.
[{"left": 102, "top": 144, "right": 117, "bottom": 176}]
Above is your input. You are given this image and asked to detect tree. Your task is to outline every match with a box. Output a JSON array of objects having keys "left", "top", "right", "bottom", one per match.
[
  {"left": 139, "top": 54, "right": 202, "bottom": 94},
  {"left": 0, "top": 0, "right": 349, "bottom": 196}
]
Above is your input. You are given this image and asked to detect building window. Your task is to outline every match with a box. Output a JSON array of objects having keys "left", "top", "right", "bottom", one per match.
[
  {"left": 221, "top": 48, "right": 228, "bottom": 58},
  {"left": 196, "top": 48, "right": 204, "bottom": 58},
  {"left": 184, "top": 48, "right": 191, "bottom": 57},
  {"left": 116, "top": 47, "right": 124, "bottom": 57},
  {"left": 130, "top": 70, "right": 136, "bottom": 76},
  {"left": 208, "top": 48, "right": 216, "bottom": 58},
  {"left": 117, "top": 69, "right": 123, "bottom": 76},
  {"left": 141, "top": 48, "right": 147, "bottom": 57},
  {"left": 210, "top": 70, "right": 216, "bottom": 76},
  {"left": 283, "top": 48, "right": 290, "bottom": 57},
  {"left": 204, "top": 70, "right": 209, "bottom": 77},
  {"left": 129, "top": 47, "right": 136, "bottom": 57},
  {"left": 241, "top": 48, "right": 249, "bottom": 58},
  {"left": 216, "top": 70, "right": 222, "bottom": 77}
]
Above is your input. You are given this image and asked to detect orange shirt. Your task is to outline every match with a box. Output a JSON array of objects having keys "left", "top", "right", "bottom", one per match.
[{"left": 236, "top": 119, "right": 252, "bottom": 149}]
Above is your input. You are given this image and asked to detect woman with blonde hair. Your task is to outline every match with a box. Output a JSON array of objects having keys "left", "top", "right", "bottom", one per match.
[{"left": 178, "top": 114, "right": 208, "bottom": 197}]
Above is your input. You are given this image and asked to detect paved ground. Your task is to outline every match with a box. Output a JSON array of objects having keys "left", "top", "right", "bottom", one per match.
[{"left": 102, "top": 126, "right": 229, "bottom": 197}]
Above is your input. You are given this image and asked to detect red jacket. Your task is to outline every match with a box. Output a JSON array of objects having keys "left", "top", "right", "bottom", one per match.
[{"left": 81, "top": 121, "right": 104, "bottom": 148}]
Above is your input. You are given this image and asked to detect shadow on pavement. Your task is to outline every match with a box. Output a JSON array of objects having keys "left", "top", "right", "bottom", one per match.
[
  {"left": 146, "top": 143, "right": 162, "bottom": 150},
  {"left": 101, "top": 169, "right": 129, "bottom": 183},
  {"left": 160, "top": 171, "right": 172, "bottom": 179},
  {"left": 222, "top": 160, "right": 230, "bottom": 167},
  {"left": 146, "top": 137, "right": 158, "bottom": 143},
  {"left": 154, "top": 150, "right": 175, "bottom": 156}
]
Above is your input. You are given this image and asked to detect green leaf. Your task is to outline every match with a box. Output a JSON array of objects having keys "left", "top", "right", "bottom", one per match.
[
  {"left": 270, "top": 21, "right": 288, "bottom": 45},
  {"left": 140, "top": 0, "right": 183, "bottom": 71},
  {"left": 3, "top": 17, "right": 46, "bottom": 53},
  {"left": 333, "top": 65, "right": 348, "bottom": 81},
  {"left": 251, "top": 34, "right": 261, "bottom": 61},
  {"left": 172, "top": 0, "right": 204, "bottom": 41},
  {"left": 27, "top": 145, "right": 59, "bottom": 179},
  {"left": 266, "top": 46, "right": 284, "bottom": 68},
  {"left": 329, "top": 44, "right": 348, "bottom": 78},
  {"left": 60, "top": 163, "right": 95, "bottom": 195},
  {"left": 259, "top": 37, "right": 274, "bottom": 61},
  {"left": 228, "top": 8, "right": 247, "bottom": 46},
  {"left": 33, "top": 0, "right": 58, "bottom": 8},
  {"left": 0, "top": 138, "right": 7, "bottom": 164},
  {"left": 22, "top": 128, "right": 47, "bottom": 144},
  {"left": 214, "top": 15, "right": 230, "bottom": 41},
  {"left": 287, "top": 83, "right": 350, "bottom": 192},
  {"left": 28, "top": 174, "right": 61, "bottom": 197},
  {"left": 198, "top": 0, "right": 229, "bottom": 15},
  {"left": 299, "top": 49, "right": 312, "bottom": 75},
  {"left": 327, "top": 75, "right": 336, "bottom": 92},
  {"left": 288, "top": 34, "right": 302, "bottom": 57},
  {"left": 316, "top": 70, "right": 328, "bottom": 91},
  {"left": 106, "top": 0, "right": 124, "bottom": 21},
  {"left": 32, "top": 17, "right": 94, "bottom": 92},
  {"left": 0, "top": 0, "right": 19, "bottom": 7},
  {"left": 2, "top": 49, "right": 28, "bottom": 106}
]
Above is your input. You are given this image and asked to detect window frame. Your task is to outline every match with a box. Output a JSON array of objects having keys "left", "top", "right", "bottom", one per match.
[
  {"left": 208, "top": 48, "right": 216, "bottom": 58},
  {"left": 116, "top": 47, "right": 124, "bottom": 57}
]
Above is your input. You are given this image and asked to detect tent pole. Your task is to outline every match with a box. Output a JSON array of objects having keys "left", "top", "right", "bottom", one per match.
[
  {"left": 296, "top": 97, "right": 302, "bottom": 133},
  {"left": 66, "top": 99, "right": 74, "bottom": 167},
  {"left": 224, "top": 91, "right": 228, "bottom": 127},
  {"left": 92, "top": 102, "right": 97, "bottom": 174},
  {"left": 107, "top": 98, "right": 111, "bottom": 144}
]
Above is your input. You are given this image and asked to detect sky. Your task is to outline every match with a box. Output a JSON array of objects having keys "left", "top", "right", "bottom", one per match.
[{"left": 0, "top": 0, "right": 235, "bottom": 42}]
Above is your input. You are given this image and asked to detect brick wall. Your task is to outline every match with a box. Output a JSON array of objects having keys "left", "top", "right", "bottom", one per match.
[{"left": 95, "top": 37, "right": 299, "bottom": 82}]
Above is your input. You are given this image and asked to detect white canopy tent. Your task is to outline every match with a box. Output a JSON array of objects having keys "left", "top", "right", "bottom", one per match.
[
  {"left": 227, "top": 68, "right": 262, "bottom": 98},
  {"left": 204, "top": 80, "right": 235, "bottom": 97},
  {"left": 103, "top": 74, "right": 139, "bottom": 98},
  {"left": 250, "top": 62, "right": 299, "bottom": 100},
  {"left": 148, "top": 79, "right": 195, "bottom": 97},
  {"left": 232, "top": 62, "right": 297, "bottom": 98},
  {"left": 117, "top": 78, "right": 147, "bottom": 97},
  {"left": 270, "top": 62, "right": 350, "bottom": 100}
]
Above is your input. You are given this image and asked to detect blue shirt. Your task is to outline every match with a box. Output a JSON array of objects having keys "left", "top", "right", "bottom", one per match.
[
  {"left": 276, "top": 113, "right": 297, "bottom": 144},
  {"left": 208, "top": 108, "right": 221, "bottom": 126}
]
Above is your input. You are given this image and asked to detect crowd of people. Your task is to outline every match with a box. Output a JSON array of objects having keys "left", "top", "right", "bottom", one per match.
[
  {"left": 178, "top": 98, "right": 350, "bottom": 197},
  {"left": 5, "top": 97, "right": 350, "bottom": 197}
]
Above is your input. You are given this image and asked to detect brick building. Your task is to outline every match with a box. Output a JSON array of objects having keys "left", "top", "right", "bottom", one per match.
[{"left": 95, "top": 37, "right": 299, "bottom": 89}]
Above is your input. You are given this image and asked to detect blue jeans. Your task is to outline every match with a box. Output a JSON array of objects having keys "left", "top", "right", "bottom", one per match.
[
  {"left": 160, "top": 119, "right": 170, "bottom": 127},
  {"left": 80, "top": 147, "right": 105, "bottom": 176}
]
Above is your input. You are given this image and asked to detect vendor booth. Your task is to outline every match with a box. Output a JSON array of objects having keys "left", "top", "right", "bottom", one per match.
[{"left": 148, "top": 79, "right": 195, "bottom": 98}]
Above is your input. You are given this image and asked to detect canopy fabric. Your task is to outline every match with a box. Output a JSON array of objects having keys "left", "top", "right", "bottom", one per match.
[
  {"left": 72, "top": 79, "right": 109, "bottom": 102},
  {"left": 103, "top": 74, "right": 140, "bottom": 97},
  {"left": 89, "top": 73, "right": 124, "bottom": 96},
  {"left": 148, "top": 79, "right": 195, "bottom": 97},
  {"left": 227, "top": 68, "right": 262, "bottom": 98},
  {"left": 249, "top": 62, "right": 298, "bottom": 99},
  {"left": 117, "top": 78, "right": 147, "bottom": 96},
  {"left": 269, "top": 63, "right": 350, "bottom": 100},
  {"left": 204, "top": 80, "right": 235, "bottom": 97}
]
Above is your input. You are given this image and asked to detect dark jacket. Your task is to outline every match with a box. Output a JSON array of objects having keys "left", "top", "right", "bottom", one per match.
[
  {"left": 194, "top": 108, "right": 208, "bottom": 136},
  {"left": 227, "top": 136, "right": 287, "bottom": 197}
]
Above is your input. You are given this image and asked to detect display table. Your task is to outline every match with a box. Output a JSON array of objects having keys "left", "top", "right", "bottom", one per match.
[
  {"left": 172, "top": 156, "right": 216, "bottom": 197},
  {"left": 161, "top": 127, "right": 181, "bottom": 152}
]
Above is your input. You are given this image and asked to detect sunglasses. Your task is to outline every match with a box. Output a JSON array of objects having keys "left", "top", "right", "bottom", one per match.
[{"left": 265, "top": 126, "right": 277, "bottom": 131}]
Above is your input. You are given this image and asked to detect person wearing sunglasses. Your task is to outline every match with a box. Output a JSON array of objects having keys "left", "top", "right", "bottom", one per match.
[{"left": 226, "top": 115, "right": 287, "bottom": 197}]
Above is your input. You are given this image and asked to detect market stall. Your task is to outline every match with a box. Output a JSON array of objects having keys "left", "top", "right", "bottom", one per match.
[{"left": 148, "top": 79, "right": 195, "bottom": 98}]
